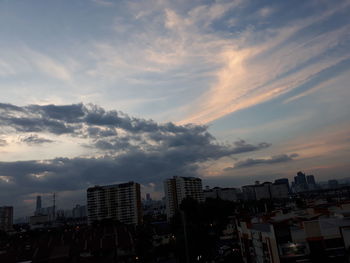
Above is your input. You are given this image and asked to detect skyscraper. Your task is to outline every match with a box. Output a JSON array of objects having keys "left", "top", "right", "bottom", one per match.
[
  {"left": 306, "top": 175, "right": 316, "bottom": 185},
  {"left": 164, "top": 176, "right": 204, "bottom": 219},
  {"left": 295, "top": 171, "right": 307, "bottom": 185},
  {"left": 87, "top": 182, "right": 142, "bottom": 225},
  {"left": 36, "top": 195, "right": 42, "bottom": 212}
]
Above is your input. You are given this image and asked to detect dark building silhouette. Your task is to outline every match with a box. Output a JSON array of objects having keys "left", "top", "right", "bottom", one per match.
[
  {"left": 295, "top": 171, "right": 307, "bottom": 185},
  {"left": 36, "top": 195, "right": 42, "bottom": 211},
  {"left": 328, "top": 179, "right": 339, "bottom": 188},
  {"left": 274, "top": 178, "right": 289, "bottom": 185},
  {"left": 306, "top": 175, "right": 316, "bottom": 185},
  {"left": 0, "top": 206, "right": 13, "bottom": 231}
]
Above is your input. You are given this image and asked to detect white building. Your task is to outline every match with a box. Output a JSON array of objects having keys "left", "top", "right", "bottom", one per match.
[
  {"left": 87, "top": 182, "right": 142, "bottom": 225},
  {"left": 164, "top": 176, "right": 204, "bottom": 220}
]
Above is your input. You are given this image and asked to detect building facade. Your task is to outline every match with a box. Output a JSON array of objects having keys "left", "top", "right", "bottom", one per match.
[
  {"left": 164, "top": 176, "right": 204, "bottom": 219},
  {"left": 242, "top": 181, "right": 289, "bottom": 201},
  {"left": 203, "top": 187, "right": 239, "bottom": 201},
  {"left": 87, "top": 182, "right": 142, "bottom": 225}
]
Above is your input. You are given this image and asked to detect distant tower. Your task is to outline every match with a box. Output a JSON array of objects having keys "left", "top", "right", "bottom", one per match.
[
  {"left": 36, "top": 196, "right": 42, "bottom": 211},
  {"left": 306, "top": 175, "right": 316, "bottom": 185},
  {"left": 52, "top": 193, "right": 56, "bottom": 221}
]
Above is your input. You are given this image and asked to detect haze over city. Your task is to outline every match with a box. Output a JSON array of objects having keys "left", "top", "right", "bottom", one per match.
[{"left": 0, "top": 0, "right": 350, "bottom": 218}]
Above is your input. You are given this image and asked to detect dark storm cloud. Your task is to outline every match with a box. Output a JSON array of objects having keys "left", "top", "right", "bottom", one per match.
[
  {"left": 0, "top": 115, "right": 76, "bottom": 134},
  {"left": 0, "top": 139, "right": 271, "bottom": 195},
  {"left": 21, "top": 135, "right": 54, "bottom": 145},
  {"left": 0, "top": 102, "right": 272, "bottom": 214},
  {"left": 0, "top": 103, "right": 24, "bottom": 112},
  {"left": 0, "top": 103, "right": 208, "bottom": 135},
  {"left": 27, "top": 104, "right": 85, "bottom": 123},
  {"left": 225, "top": 153, "right": 298, "bottom": 170}
]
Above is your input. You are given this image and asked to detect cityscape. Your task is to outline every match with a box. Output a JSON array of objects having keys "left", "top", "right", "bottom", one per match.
[
  {"left": 2, "top": 172, "right": 350, "bottom": 262},
  {"left": 1, "top": 0, "right": 350, "bottom": 262}
]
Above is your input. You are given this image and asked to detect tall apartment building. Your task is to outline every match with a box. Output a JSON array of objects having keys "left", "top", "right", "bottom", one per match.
[
  {"left": 87, "top": 182, "right": 142, "bottom": 225},
  {"left": 0, "top": 206, "right": 13, "bottom": 232},
  {"left": 164, "top": 176, "right": 204, "bottom": 219}
]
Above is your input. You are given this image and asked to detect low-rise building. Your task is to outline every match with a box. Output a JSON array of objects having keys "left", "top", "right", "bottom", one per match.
[{"left": 237, "top": 207, "right": 350, "bottom": 263}]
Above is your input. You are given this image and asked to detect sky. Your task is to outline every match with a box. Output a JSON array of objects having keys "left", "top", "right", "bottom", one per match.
[{"left": 0, "top": 0, "right": 350, "bottom": 217}]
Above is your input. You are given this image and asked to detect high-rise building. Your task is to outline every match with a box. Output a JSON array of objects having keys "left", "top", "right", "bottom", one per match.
[
  {"left": 306, "top": 175, "right": 316, "bottom": 185},
  {"left": 295, "top": 171, "right": 307, "bottom": 185},
  {"left": 293, "top": 171, "right": 308, "bottom": 192},
  {"left": 36, "top": 195, "right": 42, "bottom": 211},
  {"left": 87, "top": 182, "right": 142, "bottom": 225},
  {"left": 164, "top": 176, "right": 204, "bottom": 219},
  {"left": 0, "top": 206, "right": 13, "bottom": 231}
]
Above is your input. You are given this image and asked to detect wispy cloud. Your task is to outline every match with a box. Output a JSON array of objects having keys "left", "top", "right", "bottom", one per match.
[
  {"left": 0, "top": 47, "right": 73, "bottom": 81},
  {"left": 181, "top": 3, "right": 350, "bottom": 123},
  {"left": 91, "top": 0, "right": 114, "bottom": 7},
  {"left": 226, "top": 153, "right": 299, "bottom": 170}
]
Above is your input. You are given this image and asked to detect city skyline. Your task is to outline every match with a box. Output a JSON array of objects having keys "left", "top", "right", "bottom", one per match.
[{"left": 0, "top": 0, "right": 350, "bottom": 217}]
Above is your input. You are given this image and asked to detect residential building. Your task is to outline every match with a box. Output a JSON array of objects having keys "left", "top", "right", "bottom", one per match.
[
  {"left": 242, "top": 185, "right": 257, "bottom": 200},
  {"left": 254, "top": 182, "right": 272, "bottom": 200},
  {"left": 242, "top": 182, "right": 289, "bottom": 201},
  {"left": 237, "top": 206, "right": 350, "bottom": 263},
  {"left": 0, "top": 206, "right": 13, "bottom": 231},
  {"left": 270, "top": 183, "right": 289, "bottom": 199},
  {"left": 164, "top": 176, "right": 204, "bottom": 219},
  {"left": 203, "top": 187, "right": 239, "bottom": 201},
  {"left": 87, "top": 182, "right": 142, "bottom": 225}
]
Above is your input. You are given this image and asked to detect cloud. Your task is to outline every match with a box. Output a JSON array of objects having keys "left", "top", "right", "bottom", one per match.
[
  {"left": 20, "top": 135, "right": 54, "bottom": 145},
  {"left": 92, "top": 0, "right": 114, "bottom": 7},
  {"left": 0, "top": 139, "right": 7, "bottom": 146},
  {"left": 226, "top": 153, "right": 299, "bottom": 170},
  {"left": 0, "top": 102, "right": 271, "bottom": 216},
  {"left": 177, "top": 1, "right": 350, "bottom": 123},
  {"left": 258, "top": 7, "right": 274, "bottom": 18},
  {"left": 0, "top": 47, "right": 73, "bottom": 82}
]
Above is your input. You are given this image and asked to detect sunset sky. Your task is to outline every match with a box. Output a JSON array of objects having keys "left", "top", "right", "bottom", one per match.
[{"left": 1, "top": 0, "right": 350, "bottom": 217}]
